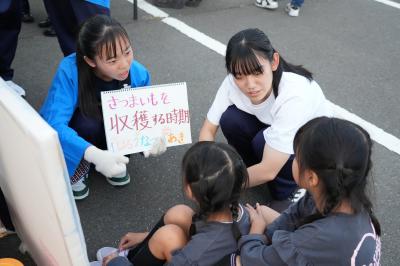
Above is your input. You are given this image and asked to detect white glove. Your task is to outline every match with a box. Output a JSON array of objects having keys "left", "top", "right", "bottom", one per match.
[
  {"left": 84, "top": 146, "right": 129, "bottom": 177},
  {"left": 143, "top": 136, "right": 167, "bottom": 158}
]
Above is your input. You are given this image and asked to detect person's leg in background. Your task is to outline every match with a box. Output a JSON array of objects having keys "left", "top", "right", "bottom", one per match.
[
  {"left": 42, "top": 0, "right": 79, "bottom": 56},
  {"left": 0, "top": 0, "right": 25, "bottom": 96},
  {"left": 42, "top": 0, "right": 109, "bottom": 56},
  {"left": 37, "top": 2, "right": 56, "bottom": 37},
  {"left": 70, "top": 0, "right": 109, "bottom": 29},
  {"left": 20, "top": 0, "right": 34, "bottom": 23}
]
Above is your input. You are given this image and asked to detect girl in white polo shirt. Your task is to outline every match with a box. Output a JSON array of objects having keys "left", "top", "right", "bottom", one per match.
[{"left": 199, "top": 28, "right": 332, "bottom": 206}]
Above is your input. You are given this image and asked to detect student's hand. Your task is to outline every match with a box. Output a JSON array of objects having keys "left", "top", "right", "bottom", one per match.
[
  {"left": 84, "top": 146, "right": 129, "bottom": 177},
  {"left": 143, "top": 136, "right": 167, "bottom": 158},
  {"left": 245, "top": 203, "right": 268, "bottom": 234},
  {"left": 119, "top": 232, "right": 149, "bottom": 250}
]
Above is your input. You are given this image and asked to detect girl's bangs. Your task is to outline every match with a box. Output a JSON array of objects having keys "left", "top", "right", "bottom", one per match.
[
  {"left": 229, "top": 47, "right": 263, "bottom": 77},
  {"left": 96, "top": 27, "right": 130, "bottom": 60}
]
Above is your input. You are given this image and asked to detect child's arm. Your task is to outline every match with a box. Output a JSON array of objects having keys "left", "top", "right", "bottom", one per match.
[
  {"left": 245, "top": 203, "right": 280, "bottom": 235},
  {"left": 239, "top": 218, "right": 320, "bottom": 266},
  {"left": 247, "top": 145, "right": 290, "bottom": 187},
  {"left": 266, "top": 192, "right": 315, "bottom": 238},
  {"left": 237, "top": 234, "right": 284, "bottom": 265},
  {"left": 199, "top": 119, "right": 218, "bottom": 141},
  {"left": 118, "top": 232, "right": 149, "bottom": 250}
]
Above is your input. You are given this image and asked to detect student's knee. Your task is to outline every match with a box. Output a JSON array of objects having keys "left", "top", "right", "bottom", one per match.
[
  {"left": 149, "top": 224, "right": 187, "bottom": 261},
  {"left": 220, "top": 106, "right": 241, "bottom": 133},
  {"left": 164, "top": 204, "right": 194, "bottom": 233}
]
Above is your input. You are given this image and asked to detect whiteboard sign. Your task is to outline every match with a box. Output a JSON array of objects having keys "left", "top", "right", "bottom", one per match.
[
  {"left": 101, "top": 82, "right": 192, "bottom": 155},
  {"left": 0, "top": 78, "right": 89, "bottom": 265}
]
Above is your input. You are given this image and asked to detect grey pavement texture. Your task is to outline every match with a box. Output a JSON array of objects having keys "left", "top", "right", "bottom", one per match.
[{"left": 1, "top": 0, "right": 400, "bottom": 265}]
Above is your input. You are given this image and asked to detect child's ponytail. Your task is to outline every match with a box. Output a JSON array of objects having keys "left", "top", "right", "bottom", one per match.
[
  {"left": 182, "top": 142, "right": 248, "bottom": 236},
  {"left": 293, "top": 117, "right": 381, "bottom": 235}
]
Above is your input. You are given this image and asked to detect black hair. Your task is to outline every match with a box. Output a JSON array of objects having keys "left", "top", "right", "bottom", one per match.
[
  {"left": 76, "top": 15, "right": 131, "bottom": 118},
  {"left": 182, "top": 141, "right": 249, "bottom": 240},
  {"left": 293, "top": 117, "right": 381, "bottom": 236},
  {"left": 225, "top": 28, "right": 313, "bottom": 98}
]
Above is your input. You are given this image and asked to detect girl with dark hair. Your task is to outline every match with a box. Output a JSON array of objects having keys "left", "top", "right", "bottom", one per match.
[
  {"left": 224, "top": 117, "right": 380, "bottom": 265},
  {"left": 90, "top": 141, "right": 251, "bottom": 266},
  {"left": 40, "top": 15, "right": 166, "bottom": 200},
  {"left": 199, "top": 28, "right": 332, "bottom": 207}
]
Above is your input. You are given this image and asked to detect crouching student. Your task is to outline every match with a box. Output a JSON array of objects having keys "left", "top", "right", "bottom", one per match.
[
  {"left": 217, "top": 117, "right": 381, "bottom": 265},
  {"left": 90, "top": 142, "right": 251, "bottom": 266},
  {"left": 40, "top": 15, "right": 166, "bottom": 200},
  {"left": 199, "top": 28, "right": 332, "bottom": 209}
]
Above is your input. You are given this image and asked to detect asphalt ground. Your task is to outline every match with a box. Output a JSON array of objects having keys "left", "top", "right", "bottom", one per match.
[{"left": 1, "top": 0, "right": 399, "bottom": 264}]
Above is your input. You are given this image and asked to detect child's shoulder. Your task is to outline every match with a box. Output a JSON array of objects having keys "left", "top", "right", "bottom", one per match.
[{"left": 174, "top": 222, "right": 237, "bottom": 265}]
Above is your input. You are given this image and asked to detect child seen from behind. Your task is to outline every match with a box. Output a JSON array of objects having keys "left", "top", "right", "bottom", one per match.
[
  {"left": 91, "top": 141, "right": 251, "bottom": 266},
  {"left": 219, "top": 117, "right": 381, "bottom": 265}
]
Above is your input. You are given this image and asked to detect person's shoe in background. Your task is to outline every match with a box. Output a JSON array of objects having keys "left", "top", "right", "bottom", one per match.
[
  {"left": 255, "top": 0, "right": 278, "bottom": 10},
  {"left": 152, "top": 0, "right": 185, "bottom": 9},
  {"left": 21, "top": 13, "right": 34, "bottom": 23},
  {"left": 285, "top": 3, "right": 300, "bottom": 16},
  {"left": 38, "top": 17, "right": 51, "bottom": 28},
  {"left": 43, "top": 26, "right": 57, "bottom": 37}
]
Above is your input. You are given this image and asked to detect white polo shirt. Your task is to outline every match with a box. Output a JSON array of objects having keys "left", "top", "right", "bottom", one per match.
[{"left": 207, "top": 72, "right": 332, "bottom": 154}]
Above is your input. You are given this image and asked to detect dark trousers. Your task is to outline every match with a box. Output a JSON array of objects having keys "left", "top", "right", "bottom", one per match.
[
  {"left": 69, "top": 109, "right": 107, "bottom": 150},
  {"left": 220, "top": 105, "right": 297, "bottom": 200},
  {"left": 21, "top": 0, "right": 30, "bottom": 14},
  {"left": 42, "top": 0, "right": 109, "bottom": 56},
  {"left": 0, "top": 0, "right": 21, "bottom": 80}
]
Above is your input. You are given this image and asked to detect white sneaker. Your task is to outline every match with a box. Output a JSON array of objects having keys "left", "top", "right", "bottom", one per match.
[
  {"left": 96, "top": 247, "right": 129, "bottom": 261},
  {"left": 106, "top": 173, "right": 130, "bottom": 187},
  {"left": 71, "top": 175, "right": 89, "bottom": 200},
  {"left": 255, "top": 0, "right": 278, "bottom": 10},
  {"left": 5, "top": 80, "right": 26, "bottom": 97},
  {"left": 285, "top": 3, "right": 300, "bottom": 17},
  {"left": 97, "top": 247, "right": 118, "bottom": 261}
]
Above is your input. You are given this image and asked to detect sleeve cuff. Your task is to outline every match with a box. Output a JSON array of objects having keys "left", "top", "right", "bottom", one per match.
[{"left": 238, "top": 234, "right": 268, "bottom": 249}]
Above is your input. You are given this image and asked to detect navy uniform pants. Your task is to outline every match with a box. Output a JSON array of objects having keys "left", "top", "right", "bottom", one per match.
[
  {"left": 43, "top": 0, "right": 109, "bottom": 56},
  {"left": 220, "top": 105, "right": 297, "bottom": 200},
  {"left": 0, "top": 0, "right": 21, "bottom": 80}
]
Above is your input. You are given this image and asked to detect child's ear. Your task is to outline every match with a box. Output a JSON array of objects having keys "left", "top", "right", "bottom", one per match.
[
  {"left": 83, "top": 56, "right": 96, "bottom": 68},
  {"left": 271, "top": 52, "right": 280, "bottom": 71},
  {"left": 184, "top": 184, "right": 194, "bottom": 200},
  {"left": 306, "top": 170, "right": 319, "bottom": 188}
]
